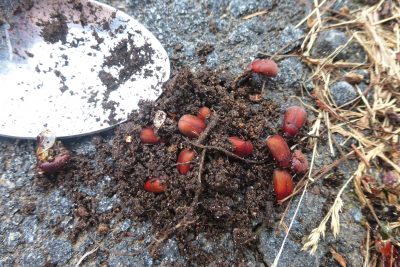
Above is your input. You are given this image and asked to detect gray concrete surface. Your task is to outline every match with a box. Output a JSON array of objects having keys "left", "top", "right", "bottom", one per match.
[{"left": 0, "top": 0, "right": 368, "bottom": 266}]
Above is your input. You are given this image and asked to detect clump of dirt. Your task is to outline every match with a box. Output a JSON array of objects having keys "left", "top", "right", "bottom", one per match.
[
  {"left": 197, "top": 43, "right": 214, "bottom": 64},
  {"left": 37, "top": 68, "right": 309, "bottom": 264},
  {"left": 99, "top": 33, "right": 155, "bottom": 124},
  {"left": 99, "top": 33, "right": 155, "bottom": 91},
  {"left": 39, "top": 13, "right": 68, "bottom": 44}
]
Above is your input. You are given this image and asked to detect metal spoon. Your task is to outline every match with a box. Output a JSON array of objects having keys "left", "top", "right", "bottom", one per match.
[{"left": 0, "top": 0, "right": 170, "bottom": 139}]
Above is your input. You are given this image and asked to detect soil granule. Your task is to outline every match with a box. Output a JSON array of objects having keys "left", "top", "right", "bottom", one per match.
[
  {"left": 37, "top": 68, "right": 309, "bottom": 264},
  {"left": 39, "top": 13, "right": 69, "bottom": 44}
]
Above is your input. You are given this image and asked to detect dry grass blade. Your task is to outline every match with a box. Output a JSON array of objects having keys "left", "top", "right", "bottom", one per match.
[
  {"left": 330, "top": 197, "right": 343, "bottom": 237},
  {"left": 302, "top": 173, "right": 355, "bottom": 254},
  {"left": 272, "top": 181, "right": 310, "bottom": 267},
  {"left": 296, "top": 0, "right": 400, "bottom": 258},
  {"left": 330, "top": 247, "right": 347, "bottom": 267},
  {"left": 364, "top": 224, "right": 370, "bottom": 267},
  {"left": 303, "top": 143, "right": 390, "bottom": 253},
  {"left": 75, "top": 247, "right": 99, "bottom": 267},
  {"left": 241, "top": 10, "right": 268, "bottom": 20}
]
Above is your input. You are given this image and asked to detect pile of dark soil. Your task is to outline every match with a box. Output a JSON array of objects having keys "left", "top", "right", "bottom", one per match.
[{"left": 37, "top": 68, "right": 309, "bottom": 264}]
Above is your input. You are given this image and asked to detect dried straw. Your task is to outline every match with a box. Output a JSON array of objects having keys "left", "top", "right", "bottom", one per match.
[{"left": 273, "top": 0, "right": 400, "bottom": 265}]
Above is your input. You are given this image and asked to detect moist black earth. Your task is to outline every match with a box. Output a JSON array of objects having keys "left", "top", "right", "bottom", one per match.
[{"left": 36, "top": 68, "right": 311, "bottom": 264}]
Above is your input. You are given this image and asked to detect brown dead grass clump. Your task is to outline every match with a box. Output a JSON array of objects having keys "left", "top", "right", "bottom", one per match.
[{"left": 279, "top": 1, "right": 400, "bottom": 266}]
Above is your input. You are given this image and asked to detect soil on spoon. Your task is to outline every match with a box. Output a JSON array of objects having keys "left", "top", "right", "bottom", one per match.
[{"left": 39, "top": 13, "right": 69, "bottom": 44}]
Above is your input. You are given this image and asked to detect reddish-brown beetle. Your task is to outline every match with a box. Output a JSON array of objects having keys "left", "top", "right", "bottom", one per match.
[
  {"left": 140, "top": 127, "right": 160, "bottom": 144},
  {"left": 291, "top": 150, "right": 309, "bottom": 174},
  {"left": 39, "top": 151, "right": 71, "bottom": 174},
  {"left": 273, "top": 169, "right": 294, "bottom": 201},
  {"left": 283, "top": 106, "right": 307, "bottom": 137},
  {"left": 266, "top": 135, "right": 291, "bottom": 168},
  {"left": 248, "top": 59, "right": 278, "bottom": 77},
  {"left": 177, "top": 149, "right": 196, "bottom": 174},
  {"left": 228, "top": 136, "right": 253, "bottom": 157},
  {"left": 144, "top": 177, "right": 167, "bottom": 193},
  {"left": 197, "top": 107, "right": 212, "bottom": 122},
  {"left": 178, "top": 114, "right": 206, "bottom": 138}
]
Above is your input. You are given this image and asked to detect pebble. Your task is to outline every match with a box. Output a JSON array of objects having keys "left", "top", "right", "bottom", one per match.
[
  {"left": 311, "top": 29, "right": 348, "bottom": 58},
  {"left": 330, "top": 81, "right": 358, "bottom": 106},
  {"left": 118, "top": 219, "right": 132, "bottom": 232},
  {"left": 228, "top": 24, "right": 251, "bottom": 45},
  {"left": 276, "top": 57, "right": 307, "bottom": 88},
  {"left": 206, "top": 51, "right": 219, "bottom": 69},
  {"left": 0, "top": 256, "right": 14, "bottom": 267},
  {"left": 352, "top": 208, "right": 363, "bottom": 223},
  {"left": 108, "top": 255, "right": 153, "bottom": 267},
  {"left": 158, "top": 239, "right": 183, "bottom": 265},
  {"left": 278, "top": 25, "right": 304, "bottom": 54}
]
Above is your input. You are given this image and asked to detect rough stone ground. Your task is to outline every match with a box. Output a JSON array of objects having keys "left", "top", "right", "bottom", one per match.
[{"left": 0, "top": 0, "right": 369, "bottom": 266}]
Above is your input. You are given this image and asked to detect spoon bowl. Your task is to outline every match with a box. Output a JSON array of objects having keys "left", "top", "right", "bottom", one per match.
[{"left": 0, "top": 0, "right": 170, "bottom": 138}]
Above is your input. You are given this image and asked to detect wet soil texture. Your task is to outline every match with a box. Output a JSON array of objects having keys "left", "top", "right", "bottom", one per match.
[{"left": 37, "top": 69, "right": 310, "bottom": 264}]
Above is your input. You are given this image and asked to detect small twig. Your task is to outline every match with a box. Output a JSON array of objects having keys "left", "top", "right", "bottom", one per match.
[
  {"left": 256, "top": 36, "right": 306, "bottom": 61},
  {"left": 149, "top": 218, "right": 198, "bottom": 256},
  {"left": 278, "top": 194, "right": 295, "bottom": 233},
  {"left": 351, "top": 144, "right": 371, "bottom": 168},
  {"left": 364, "top": 223, "right": 371, "bottom": 267},
  {"left": 272, "top": 181, "right": 310, "bottom": 267},
  {"left": 75, "top": 246, "right": 99, "bottom": 267},
  {"left": 257, "top": 53, "right": 300, "bottom": 59},
  {"left": 197, "top": 149, "right": 206, "bottom": 184},
  {"left": 365, "top": 199, "right": 383, "bottom": 228},
  {"left": 295, "top": 0, "right": 328, "bottom": 28},
  {"left": 331, "top": 133, "right": 352, "bottom": 168},
  {"left": 305, "top": 134, "right": 324, "bottom": 139},
  {"left": 171, "top": 160, "right": 197, "bottom": 167},
  {"left": 190, "top": 143, "right": 267, "bottom": 164},
  {"left": 270, "top": 35, "right": 306, "bottom": 60},
  {"left": 346, "top": 84, "right": 373, "bottom": 112},
  {"left": 233, "top": 71, "right": 251, "bottom": 89},
  {"left": 261, "top": 81, "right": 267, "bottom": 96},
  {"left": 149, "top": 117, "right": 214, "bottom": 255},
  {"left": 241, "top": 10, "right": 268, "bottom": 20},
  {"left": 196, "top": 114, "right": 219, "bottom": 145}
]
